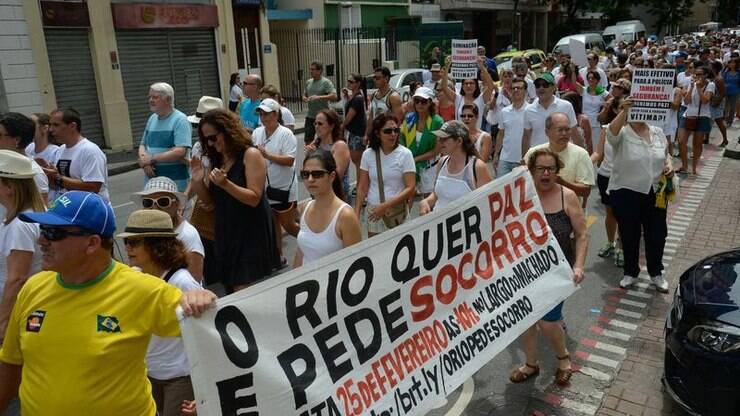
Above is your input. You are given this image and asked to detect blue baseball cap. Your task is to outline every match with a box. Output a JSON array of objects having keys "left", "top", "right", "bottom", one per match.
[{"left": 20, "top": 191, "right": 116, "bottom": 237}]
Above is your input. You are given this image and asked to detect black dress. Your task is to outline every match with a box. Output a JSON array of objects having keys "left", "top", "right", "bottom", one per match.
[{"left": 210, "top": 149, "right": 278, "bottom": 288}]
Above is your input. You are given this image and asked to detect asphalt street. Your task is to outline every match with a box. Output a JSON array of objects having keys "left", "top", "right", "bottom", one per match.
[{"left": 108, "top": 129, "right": 634, "bottom": 416}]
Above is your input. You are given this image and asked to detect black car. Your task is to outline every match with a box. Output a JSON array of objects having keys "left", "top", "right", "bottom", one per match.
[{"left": 664, "top": 248, "right": 740, "bottom": 416}]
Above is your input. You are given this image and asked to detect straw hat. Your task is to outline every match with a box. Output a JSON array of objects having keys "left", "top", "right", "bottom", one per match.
[
  {"left": 116, "top": 209, "right": 177, "bottom": 238},
  {"left": 0, "top": 149, "right": 35, "bottom": 179},
  {"left": 132, "top": 176, "right": 188, "bottom": 207},
  {"left": 187, "top": 96, "right": 224, "bottom": 124}
]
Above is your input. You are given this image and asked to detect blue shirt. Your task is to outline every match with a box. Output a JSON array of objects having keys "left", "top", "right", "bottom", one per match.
[
  {"left": 239, "top": 98, "right": 261, "bottom": 130},
  {"left": 141, "top": 109, "right": 192, "bottom": 191}
]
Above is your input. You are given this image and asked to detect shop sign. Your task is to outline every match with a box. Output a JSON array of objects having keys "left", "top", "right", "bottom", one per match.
[{"left": 112, "top": 4, "right": 219, "bottom": 29}]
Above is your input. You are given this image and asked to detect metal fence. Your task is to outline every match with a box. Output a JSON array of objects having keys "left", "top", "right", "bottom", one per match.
[{"left": 270, "top": 24, "right": 461, "bottom": 115}]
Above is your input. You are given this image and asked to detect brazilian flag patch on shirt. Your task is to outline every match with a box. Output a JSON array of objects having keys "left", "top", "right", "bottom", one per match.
[{"left": 97, "top": 315, "right": 121, "bottom": 333}]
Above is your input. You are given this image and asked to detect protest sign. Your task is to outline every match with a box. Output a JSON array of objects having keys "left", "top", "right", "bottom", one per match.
[
  {"left": 180, "top": 168, "right": 577, "bottom": 416},
  {"left": 569, "top": 38, "right": 587, "bottom": 68},
  {"left": 664, "top": 36, "right": 674, "bottom": 47},
  {"left": 628, "top": 68, "right": 676, "bottom": 125},
  {"left": 451, "top": 39, "right": 478, "bottom": 80}
]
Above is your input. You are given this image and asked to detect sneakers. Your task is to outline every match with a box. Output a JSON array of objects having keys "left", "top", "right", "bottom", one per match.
[
  {"left": 651, "top": 274, "right": 669, "bottom": 293},
  {"left": 614, "top": 248, "right": 624, "bottom": 267},
  {"left": 619, "top": 275, "right": 636, "bottom": 288},
  {"left": 598, "top": 242, "right": 615, "bottom": 258}
]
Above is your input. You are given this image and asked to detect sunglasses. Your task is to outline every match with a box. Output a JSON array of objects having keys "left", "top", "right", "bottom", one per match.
[
  {"left": 40, "top": 226, "right": 93, "bottom": 242},
  {"left": 300, "top": 169, "right": 329, "bottom": 180},
  {"left": 142, "top": 197, "right": 175, "bottom": 209},
  {"left": 414, "top": 98, "right": 429, "bottom": 104},
  {"left": 534, "top": 82, "right": 550, "bottom": 88},
  {"left": 123, "top": 238, "right": 143, "bottom": 247},
  {"left": 204, "top": 134, "right": 218, "bottom": 142},
  {"left": 460, "top": 114, "right": 475, "bottom": 119},
  {"left": 382, "top": 127, "right": 400, "bottom": 134}
]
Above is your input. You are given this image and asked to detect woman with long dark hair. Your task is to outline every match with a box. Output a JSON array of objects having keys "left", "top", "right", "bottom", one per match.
[
  {"left": 355, "top": 112, "right": 416, "bottom": 237},
  {"left": 341, "top": 73, "right": 367, "bottom": 188},
  {"left": 419, "top": 120, "right": 491, "bottom": 214},
  {"left": 189, "top": 109, "right": 277, "bottom": 293},
  {"left": 460, "top": 104, "right": 492, "bottom": 161},
  {"left": 228, "top": 73, "right": 243, "bottom": 112},
  {"left": 438, "top": 57, "right": 496, "bottom": 129},
  {"left": 306, "top": 108, "right": 351, "bottom": 200},
  {"left": 294, "top": 149, "right": 361, "bottom": 266},
  {"left": 677, "top": 64, "right": 713, "bottom": 175}
]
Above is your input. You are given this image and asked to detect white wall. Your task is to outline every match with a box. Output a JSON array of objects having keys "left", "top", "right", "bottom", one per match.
[{"left": 0, "top": 0, "right": 42, "bottom": 114}]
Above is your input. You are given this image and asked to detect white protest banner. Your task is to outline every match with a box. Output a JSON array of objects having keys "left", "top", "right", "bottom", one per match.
[
  {"left": 569, "top": 38, "right": 587, "bottom": 68},
  {"left": 451, "top": 39, "right": 478, "bottom": 80},
  {"left": 664, "top": 36, "right": 674, "bottom": 47},
  {"left": 180, "top": 168, "right": 577, "bottom": 416},
  {"left": 628, "top": 68, "right": 676, "bottom": 126}
]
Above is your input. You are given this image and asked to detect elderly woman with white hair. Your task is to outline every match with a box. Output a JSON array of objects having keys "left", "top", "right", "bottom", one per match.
[{"left": 138, "top": 82, "right": 193, "bottom": 191}]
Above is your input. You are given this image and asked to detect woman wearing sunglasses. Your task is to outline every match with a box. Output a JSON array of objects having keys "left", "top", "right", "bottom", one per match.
[
  {"left": 419, "top": 121, "right": 492, "bottom": 215},
  {"left": 438, "top": 56, "right": 495, "bottom": 130},
  {"left": 400, "top": 87, "right": 444, "bottom": 196},
  {"left": 355, "top": 113, "right": 416, "bottom": 237},
  {"left": 294, "top": 149, "right": 361, "bottom": 267},
  {"left": 189, "top": 109, "right": 278, "bottom": 293},
  {"left": 0, "top": 150, "right": 45, "bottom": 340},
  {"left": 306, "top": 108, "right": 351, "bottom": 201},
  {"left": 459, "top": 104, "right": 492, "bottom": 161},
  {"left": 118, "top": 209, "right": 200, "bottom": 416},
  {"left": 341, "top": 73, "right": 367, "bottom": 192}
]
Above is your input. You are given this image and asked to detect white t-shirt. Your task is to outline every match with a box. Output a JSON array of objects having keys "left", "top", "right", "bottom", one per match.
[
  {"left": 176, "top": 220, "right": 205, "bottom": 257},
  {"left": 146, "top": 268, "right": 202, "bottom": 380},
  {"left": 229, "top": 84, "right": 243, "bottom": 102},
  {"left": 581, "top": 90, "right": 609, "bottom": 127},
  {"left": 525, "top": 78, "right": 537, "bottom": 102},
  {"left": 498, "top": 103, "right": 528, "bottom": 163},
  {"left": 684, "top": 82, "right": 715, "bottom": 118},
  {"left": 677, "top": 72, "right": 692, "bottom": 90},
  {"left": 360, "top": 146, "right": 416, "bottom": 206},
  {"left": 579, "top": 66, "right": 609, "bottom": 88},
  {"left": 30, "top": 158, "right": 49, "bottom": 197},
  {"left": 0, "top": 214, "right": 42, "bottom": 301},
  {"left": 49, "top": 138, "right": 109, "bottom": 202},
  {"left": 25, "top": 142, "right": 60, "bottom": 164},
  {"left": 523, "top": 97, "right": 578, "bottom": 148},
  {"left": 252, "top": 125, "right": 298, "bottom": 203},
  {"left": 486, "top": 90, "right": 512, "bottom": 126},
  {"left": 281, "top": 107, "right": 296, "bottom": 128},
  {"left": 455, "top": 94, "right": 486, "bottom": 129}
]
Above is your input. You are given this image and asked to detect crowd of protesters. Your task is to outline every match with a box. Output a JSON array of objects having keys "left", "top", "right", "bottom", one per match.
[{"left": 0, "top": 26, "right": 738, "bottom": 415}]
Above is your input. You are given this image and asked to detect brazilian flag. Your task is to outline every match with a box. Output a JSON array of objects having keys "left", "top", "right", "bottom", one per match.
[{"left": 97, "top": 315, "right": 121, "bottom": 333}]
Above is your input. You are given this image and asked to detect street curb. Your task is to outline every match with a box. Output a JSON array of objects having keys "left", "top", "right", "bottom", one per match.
[
  {"left": 723, "top": 148, "right": 740, "bottom": 159},
  {"left": 108, "top": 126, "right": 307, "bottom": 176}
]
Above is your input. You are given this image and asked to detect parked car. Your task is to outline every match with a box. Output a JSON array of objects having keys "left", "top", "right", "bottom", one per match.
[
  {"left": 365, "top": 68, "right": 426, "bottom": 104},
  {"left": 663, "top": 248, "right": 740, "bottom": 416},
  {"left": 494, "top": 49, "right": 547, "bottom": 76},
  {"left": 552, "top": 33, "right": 607, "bottom": 56}
]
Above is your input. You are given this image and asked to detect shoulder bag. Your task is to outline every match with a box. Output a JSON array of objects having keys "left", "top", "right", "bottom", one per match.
[
  {"left": 375, "top": 149, "right": 408, "bottom": 229},
  {"left": 684, "top": 87, "right": 703, "bottom": 131}
]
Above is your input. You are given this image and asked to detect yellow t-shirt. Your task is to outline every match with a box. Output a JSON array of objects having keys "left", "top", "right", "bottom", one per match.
[{"left": 0, "top": 261, "right": 183, "bottom": 416}]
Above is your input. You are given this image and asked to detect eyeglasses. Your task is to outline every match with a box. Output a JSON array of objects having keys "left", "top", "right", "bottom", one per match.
[
  {"left": 460, "top": 114, "right": 475, "bottom": 119},
  {"left": 382, "top": 127, "right": 400, "bottom": 134},
  {"left": 204, "top": 134, "right": 218, "bottom": 142},
  {"left": 414, "top": 98, "right": 429, "bottom": 104},
  {"left": 40, "top": 226, "right": 93, "bottom": 242},
  {"left": 123, "top": 238, "right": 143, "bottom": 247},
  {"left": 142, "top": 197, "right": 175, "bottom": 209},
  {"left": 314, "top": 121, "right": 325, "bottom": 126},
  {"left": 300, "top": 169, "right": 329, "bottom": 180},
  {"left": 534, "top": 165, "right": 558, "bottom": 174}
]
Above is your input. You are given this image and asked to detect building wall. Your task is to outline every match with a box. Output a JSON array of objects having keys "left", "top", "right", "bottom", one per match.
[{"left": 0, "top": 0, "right": 43, "bottom": 114}]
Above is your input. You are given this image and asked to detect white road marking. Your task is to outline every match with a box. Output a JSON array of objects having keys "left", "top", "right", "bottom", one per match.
[
  {"left": 616, "top": 298, "right": 648, "bottom": 308},
  {"left": 606, "top": 319, "right": 639, "bottom": 331},
  {"left": 578, "top": 366, "right": 612, "bottom": 381},
  {"left": 560, "top": 397, "right": 598, "bottom": 415},
  {"left": 582, "top": 353, "right": 619, "bottom": 368},
  {"left": 624, "top": 290, "right": 653, "bottom": 299},
  {"left": 593, "top": 340, "right": 627, "bottom": 355},
  {"left": 443, "top": 378, "right": 474, "bottom": 416},
  {"left": 599, "top": 328, "right": 633, "bottom": 341}
]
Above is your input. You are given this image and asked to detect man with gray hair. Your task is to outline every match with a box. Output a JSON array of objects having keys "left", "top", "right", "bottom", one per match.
[
  {"left": 138, "top": 82, "right": 192, "bottom": 192},
  {"left": 237, "top": 74, "right": 263, "bottom": 131},
  {"left": 524, "top": 112, "right": 594, "bottom": 198}
]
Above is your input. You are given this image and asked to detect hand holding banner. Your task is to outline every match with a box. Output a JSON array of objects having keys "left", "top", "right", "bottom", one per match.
[{"left": 180, "top": 168, "right": 577, "bottom": 416}]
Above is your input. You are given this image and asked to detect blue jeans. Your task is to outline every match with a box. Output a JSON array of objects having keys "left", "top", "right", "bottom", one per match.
[{"left": 497, "top": 160, "right": 521, "bottom": 178}]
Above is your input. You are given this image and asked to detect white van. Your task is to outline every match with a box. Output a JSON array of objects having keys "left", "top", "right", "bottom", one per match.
[
  {"left": 603, "top": 20, "right": 646, "bottom": 46},
  {"left": 552, "top": 33, "right": 607, "bottom": 55}
]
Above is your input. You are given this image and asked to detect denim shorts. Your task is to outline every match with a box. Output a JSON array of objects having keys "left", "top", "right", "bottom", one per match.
[
  {"left": 678, "top": 115, "right": 712, "bottom": 133},
  {"left": 541, "top": 301, "right": 564, "bottom": 322},
  {"left": 710, "top": 104, "right": 724, "bottom": 120},
  {"left": 347, "top": 133, "right": 366, "bottom": 151}
]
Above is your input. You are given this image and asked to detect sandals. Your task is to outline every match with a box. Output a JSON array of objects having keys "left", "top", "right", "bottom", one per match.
[
  {"left": 555, "top": 354, "right": 573, "bottom": 386},
  {"left": 509, "top": 362, "right": 540, "bottom": 383}
]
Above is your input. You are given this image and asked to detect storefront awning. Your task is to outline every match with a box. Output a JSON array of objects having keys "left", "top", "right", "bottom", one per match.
[{"left": 266, "top": 9, "right": 313, "bottom": 20}]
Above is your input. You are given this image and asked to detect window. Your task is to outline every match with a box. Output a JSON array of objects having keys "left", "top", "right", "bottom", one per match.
[{"left": 528, "top": 53, "right": 542, "bottom": 65}]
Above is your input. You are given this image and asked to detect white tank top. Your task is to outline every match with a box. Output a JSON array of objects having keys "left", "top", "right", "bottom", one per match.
[
  {"left": 434, "top": 156, "right": 476, "bottom": 211},
  {"left": 371, "top": 89, "right": 393, "bottom": 116},
  {"left": 297, "top": 201, "right": 349, "bottom": 265}
]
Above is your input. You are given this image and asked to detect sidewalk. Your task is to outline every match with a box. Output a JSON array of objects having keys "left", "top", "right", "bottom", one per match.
[
  {"left": 596, "top": 146, "right": 740, "bottom": 416},
  {"left": 105, "top": 110, "right": 308, "bottom": 176}
]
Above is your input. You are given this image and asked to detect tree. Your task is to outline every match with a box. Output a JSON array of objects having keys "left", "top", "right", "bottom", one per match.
[{"left": 645, "top": 0, "right": 706, "bottom": 36}]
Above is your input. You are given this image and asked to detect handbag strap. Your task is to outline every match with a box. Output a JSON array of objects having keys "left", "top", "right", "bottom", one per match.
[{"left": 375, "top": 149, "right": 386, "bottom": 204}]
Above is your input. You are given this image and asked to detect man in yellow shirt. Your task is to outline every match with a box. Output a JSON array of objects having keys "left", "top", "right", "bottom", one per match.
[{"left": 0, "top": 191, "right": 216, "bottom": 416}]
